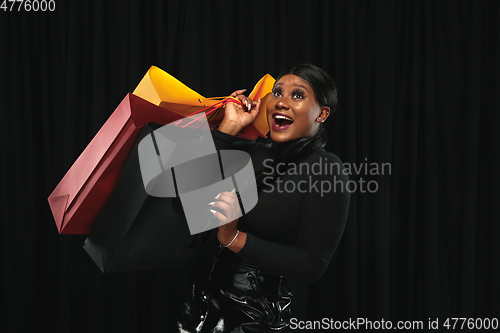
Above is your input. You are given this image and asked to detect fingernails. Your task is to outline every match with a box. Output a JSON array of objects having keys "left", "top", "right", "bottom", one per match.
[
  {"left": 210, "top": 209, "right": 217, "bottom": 215},
  {"left": 231, "top": 188, "right": 236, "bottom": 194},
  {"left": 240, "top": 89, "right": 247, "bottom": 93},
  {"left": 208, "top": 202, "right": 215, "bottom": 206},
  {"left": 214, "top": 193, "right": 221, "bottom": 200}
]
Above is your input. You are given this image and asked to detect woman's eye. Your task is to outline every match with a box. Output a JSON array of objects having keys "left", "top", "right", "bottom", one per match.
[
  {"left": 291, "top": 89, "right": 305, "bottom": 99},
  {"left": 272, "top": 90, "right": 282, "bottom": 97}
]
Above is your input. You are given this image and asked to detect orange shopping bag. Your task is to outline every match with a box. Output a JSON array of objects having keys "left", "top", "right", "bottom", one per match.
[{"left": 133, "top": 66, "right": 275, "bottom": 139}]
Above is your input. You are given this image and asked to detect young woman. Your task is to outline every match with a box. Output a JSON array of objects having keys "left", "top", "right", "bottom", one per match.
[{"left": 177, "top": 64, "right": 350, "bottom": 332}]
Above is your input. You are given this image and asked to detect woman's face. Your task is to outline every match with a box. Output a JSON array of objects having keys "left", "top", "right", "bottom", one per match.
[{"left": 266, "top": 74, "right": 329, "bottom": 143}]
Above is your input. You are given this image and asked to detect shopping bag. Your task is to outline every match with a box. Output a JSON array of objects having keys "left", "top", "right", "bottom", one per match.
[
  {"left": 83, "top": 116, "right": 258, "bottom": 272},
  {"left": 133, "top": 66, "right": 275, "bottom": 139},
  {"left": 47, "top": 93, "right": 186, "bottom": 234},
  {"left": 83, "top": 124, "right": 193, "bottom": 272}
]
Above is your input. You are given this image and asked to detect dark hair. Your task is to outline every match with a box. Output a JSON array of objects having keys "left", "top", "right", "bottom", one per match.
[
  {"left": 275, "top": 63, "right": 337, "bottom": 113},
  {"left": 256, "top": 64, "right": 338, "bottom": 190}
]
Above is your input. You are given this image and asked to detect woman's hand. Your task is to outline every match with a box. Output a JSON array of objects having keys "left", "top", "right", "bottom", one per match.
[
  {"left": 218, "top": 90, "right": 261, "bottom": 136},
  {"left": 210, "top": 189, "right": 247, "bottom": 252}
]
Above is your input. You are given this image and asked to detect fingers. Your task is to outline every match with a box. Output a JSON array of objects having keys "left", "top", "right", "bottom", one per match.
[
  {"left": 230, "top": 89, "right": 247, "bottom": 97},
  {"left": 209, "top": 190, "right": 240, "bottom": 224},
  {"left": 228, "top": 89, "right": 257, "bottom": 111},
  {"left": 234, "top": 95, "right": 258, "bottom": 111},
  {"left": 249, "top": 97, "right": 261, "bottom": 118},
  {"left": 210, "top": 209, "right": 228, "bottom": 224},
  {"left": 215, "top": 190, "right": 239, "bottom": 207},
  {"left": 209, "top": 200, "right": 232, "bottom": 217}
]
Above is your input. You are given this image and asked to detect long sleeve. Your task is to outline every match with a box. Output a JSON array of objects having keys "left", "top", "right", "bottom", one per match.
[
  {"left": 235, "top": 151, "right": 350, "bottom": 283},
  {"left": 209, "top": 127, "right": 350, "bottom": 283},
  {"left": 211, "top": 125, "right": 253, "bottom": 149}
]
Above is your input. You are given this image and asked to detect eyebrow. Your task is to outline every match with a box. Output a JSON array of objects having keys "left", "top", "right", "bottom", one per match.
[{"left": 275, "top": 82, "right": 310, "bottom": 92}]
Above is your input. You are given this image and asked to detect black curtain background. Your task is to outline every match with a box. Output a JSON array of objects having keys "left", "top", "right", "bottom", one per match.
[{"left": 1, "top": 0, "right": 499, "bottom": 332}]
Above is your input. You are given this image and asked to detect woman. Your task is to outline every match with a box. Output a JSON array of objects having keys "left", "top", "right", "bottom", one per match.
[{"left": 177, "top": 64, "right": 350, "bottom": 332}]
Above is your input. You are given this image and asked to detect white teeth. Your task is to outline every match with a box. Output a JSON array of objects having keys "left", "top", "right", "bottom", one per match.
[{"left": 274, "top": 115, "right": 293, "bottom": 121}]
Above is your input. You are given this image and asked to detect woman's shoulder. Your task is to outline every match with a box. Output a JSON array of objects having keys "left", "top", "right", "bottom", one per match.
[
  {"left": 291, "top": 148, "right": 350, "bottom": 184},
  {"left": 292, "top": 148, "right": 350, "bottom": 202},
  {"left": 304, "top": 148, "right": 345, "bottom": 167}
]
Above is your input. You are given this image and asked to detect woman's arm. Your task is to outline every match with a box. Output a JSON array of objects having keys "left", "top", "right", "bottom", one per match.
[
  {"left": 235, "top": 153, "right": 351, "bottom": 283},
  {"left": 210, "top": 92, "right": 261, "bottom": 250}
]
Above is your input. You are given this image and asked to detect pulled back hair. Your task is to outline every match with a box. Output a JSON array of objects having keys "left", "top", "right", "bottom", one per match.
[
  {"left": 276, "top": 64, "right": 337, "bottom": 113},
  {"left": 256, "top": 64, "right": 338, "bottom": 190}
]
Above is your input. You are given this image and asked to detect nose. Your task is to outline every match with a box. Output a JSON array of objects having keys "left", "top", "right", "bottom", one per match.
[{"left": 276, "top": 96, "right": 290, "bottom": 110}]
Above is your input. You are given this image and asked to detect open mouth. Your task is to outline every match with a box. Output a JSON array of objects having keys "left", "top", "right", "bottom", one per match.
[{"left": 272, "top": 113, "right": 294, "bottom": 131}]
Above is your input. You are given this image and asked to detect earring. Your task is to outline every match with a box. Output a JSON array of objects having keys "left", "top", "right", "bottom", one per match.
[{"left": 317, "top": 118, "right": 323, "bottom": 123}]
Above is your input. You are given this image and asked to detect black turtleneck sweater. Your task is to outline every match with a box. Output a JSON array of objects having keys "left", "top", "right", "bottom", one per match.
[{"left": 211, "top": 128, "right": 350, "bottom": 283}]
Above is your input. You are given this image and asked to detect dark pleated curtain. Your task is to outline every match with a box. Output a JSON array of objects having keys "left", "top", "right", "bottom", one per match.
[{"left": 1, "top": 0, "right": 498, "bottom": 332}]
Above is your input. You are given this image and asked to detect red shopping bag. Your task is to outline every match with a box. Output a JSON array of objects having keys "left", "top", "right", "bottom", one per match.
[{"left": 47, "top": 93, "right": 184, "bottom": 234}]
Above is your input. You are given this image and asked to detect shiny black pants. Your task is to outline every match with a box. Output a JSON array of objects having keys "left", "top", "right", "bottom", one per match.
[{"left": 176, "top": 246, "right": 292, "bottom": 332}]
